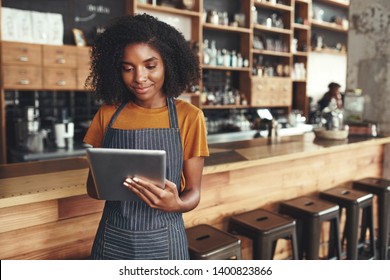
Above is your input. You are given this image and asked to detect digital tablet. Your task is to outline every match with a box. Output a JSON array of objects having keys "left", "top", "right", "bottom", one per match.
[{"left": 86, "top": 148, "right": 166, "bottom": 201}]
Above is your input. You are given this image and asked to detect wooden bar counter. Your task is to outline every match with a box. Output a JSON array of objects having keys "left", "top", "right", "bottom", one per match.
[{"left": 0, "top": 133, "right": 389, "bottom": 259}]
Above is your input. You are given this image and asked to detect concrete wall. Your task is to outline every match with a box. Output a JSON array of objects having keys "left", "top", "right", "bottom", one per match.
[{"left": 347, "top": 0, "right": 390, "bottom": 134}]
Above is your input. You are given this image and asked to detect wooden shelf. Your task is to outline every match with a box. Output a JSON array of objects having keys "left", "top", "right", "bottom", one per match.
[
  {"left": 137, "top": 3, "right": 200, "bottom": 17},
  {"left": 311, "top": 48, "right": 347, "bottom": 56},
  {"left": 203, "top": 23, "right": 251, "bottom": 34},
  {"left": 202, "top": 65, "right": 251, "bottom": 72},
  {"left": 253, "top": 1, "right": 292, "bottom": 12},
  {"left": 201, "top": 105, "right": 251, "bottom": 110},
  {"left": 311, "top": 19, "right": 348, "bottom": 33},
  {"left": 293, "top": 23, "right": 310, "bottom": 30},
  {"left": 314, "top": 0, "right": 350, "bottom": 9},
  {"left": 252, "top": 49, "right": 292, "bottom": 58},
  {"left": 293, "top": 51, "right": 308, "bottom": 57},
  {"left": 254, "top": 24, "right": 292, "bottom": 35}
]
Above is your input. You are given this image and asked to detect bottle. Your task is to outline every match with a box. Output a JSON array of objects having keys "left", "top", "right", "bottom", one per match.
[
  {"left": 203, "top": 39, "right": 210, "bottom": 65},
  {"left": 251, "top": 6, "right": 258, "bottom": 24},
  {"left": 209, "top": 40, "right": 217, "bottom": 66},
  {"left": 223, "top": 49, "right": 231, "bottom": 67},
  {"left": 237, "top": 53, "right": 243, "bottom": 68},
  {"left": 216, "top": 49, "right": 222, "bottom": 66},
  {"left": 231, "top": 50, "right": 237, "bottom": 68}
]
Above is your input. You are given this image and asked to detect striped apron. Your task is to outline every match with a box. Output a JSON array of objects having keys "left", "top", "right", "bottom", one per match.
[{"left": 90, "top": 97, "right": 189, "bottom": 260}]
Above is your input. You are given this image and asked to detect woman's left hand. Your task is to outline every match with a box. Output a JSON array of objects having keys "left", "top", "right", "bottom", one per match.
[{"left": 123, "top": 177, "right": 182, "bottom": 212}]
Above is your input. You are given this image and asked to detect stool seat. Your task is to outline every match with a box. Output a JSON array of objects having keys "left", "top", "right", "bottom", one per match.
[
  {"left": 228, "top": 208, "right": 298, "bottom": 260},
  {"left": 320, "top": 187, "right": 375, "bottom": 259},
  {"left": 353, "top": 177, "right": 390, "bottom": 260},
  {"left": 279, "top": 196, "right": 342, "bottom": 260},
  {"left": 186, "top": 224, "right": 242, "bottom": 260}
]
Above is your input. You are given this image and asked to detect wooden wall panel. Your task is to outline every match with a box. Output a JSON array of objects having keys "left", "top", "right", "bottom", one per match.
[
  {"left": 0, "top": 213, "right": 100, "bottom": 260},
  {"left": 58, "top": 195, "right": 104, "bottom": 220},
  {"left": 0, "top": 200, "right": 58, "bottom": 233}
]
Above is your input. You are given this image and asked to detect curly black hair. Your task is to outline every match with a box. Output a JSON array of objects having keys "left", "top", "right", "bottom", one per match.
[{"left": 86, "top": 13, "right": 200, "bottom": 105}]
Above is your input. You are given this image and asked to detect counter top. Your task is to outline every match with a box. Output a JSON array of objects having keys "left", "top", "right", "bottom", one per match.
[
  {"left": 1, "top": 133, "right": 390, "bottom": 208},
  {"left": 204, "top": 133, "right": 390, "bottom": 174}
]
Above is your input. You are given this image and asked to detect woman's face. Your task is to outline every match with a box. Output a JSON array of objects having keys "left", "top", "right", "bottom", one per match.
[{"left": 121, "top": 43, "right": 165, "bottom": 108}]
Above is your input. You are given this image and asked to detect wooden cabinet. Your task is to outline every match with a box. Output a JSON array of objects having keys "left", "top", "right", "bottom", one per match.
[
  {"left": 250, "top": 76, "right": 292, "bottom": 107},
  {"left": 1, "top": 42, "right": 42, "bottom": 66},
  {"left": 1, "top": 42, "right": 43, "bottom": 89},
  {"left": 250, "top": 0, "right": 293, "bottom": 117},
  {"left": 2, "top": 65, "right": 42, "bottom": 89}
]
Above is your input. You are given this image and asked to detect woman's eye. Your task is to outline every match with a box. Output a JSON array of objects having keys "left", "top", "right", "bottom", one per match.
[
  {"left": 146, "top": 65, "right": 157, "bottom": 70},
  {"left": 121, "top": 65, "right": 134, "bottom": 72}
]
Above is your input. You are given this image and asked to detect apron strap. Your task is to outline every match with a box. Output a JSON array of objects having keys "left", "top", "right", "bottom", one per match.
[
  {"left": 107, "top": 102, "right": 127, "bottom": 129},
  {"left": 167, "top": 97, "right": 179, "bottom": 129},
  {"left": 101, "top": 102, "right": 127, "bottom": 147}
]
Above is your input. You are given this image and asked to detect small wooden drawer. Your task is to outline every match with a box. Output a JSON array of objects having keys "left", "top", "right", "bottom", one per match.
[
  {"left": 43, "top": 67, "right": 77, "bottom": 90},
  {"left": 1, "top": 42, "right": 42, "bottom": 66},
  {"left": 42, "top": 45, "right": 77, "bottom": 68},
  {"left": 2, "top": 65, "right": 42, "bottom": 89},
  {"left": 251, "top": 77, "right": 292, "bottom": 107}
]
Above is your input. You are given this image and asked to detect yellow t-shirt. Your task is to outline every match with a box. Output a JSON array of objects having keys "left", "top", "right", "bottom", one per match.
[{"left": 83, "top": 99, "right": 209, "bottom": 190}]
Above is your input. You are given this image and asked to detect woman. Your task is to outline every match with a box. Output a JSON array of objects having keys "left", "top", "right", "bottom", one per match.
[
  {"left": 84, "top": 14, "right": 209, "bottom": 260},
  {"left": 317, "top": 82, "right": 343, "bottom": 111}
]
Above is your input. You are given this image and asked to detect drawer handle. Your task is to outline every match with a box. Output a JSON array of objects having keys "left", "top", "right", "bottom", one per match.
[
  {"left": 18, "top": 56, "right": 29, "bottom": 62},
  {"left": 19, "top": 79, "right": 30, "bottom": 85},
  {"left": 56, "top": 80, "right": 66, "bottom": 86},
  {"left": 56, "top": 58, "right": 66, "bottom": 64}
]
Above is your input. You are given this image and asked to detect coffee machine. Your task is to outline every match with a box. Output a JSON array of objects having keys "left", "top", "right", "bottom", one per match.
[
  {"left": 54, "top": 108, "right": 74, "bottom": 149},
  {"left": 15, "top": 106, "right": 47, "bottom": 153}
]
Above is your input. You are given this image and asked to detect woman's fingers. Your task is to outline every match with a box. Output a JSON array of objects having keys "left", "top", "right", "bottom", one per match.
[{"left": 123, "top": 177, "right": 180, "bottom": 211}]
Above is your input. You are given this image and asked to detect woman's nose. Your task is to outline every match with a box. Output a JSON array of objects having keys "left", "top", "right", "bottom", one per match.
[{"left": 135, "top": 68, "right": 147, "bottom": 83}]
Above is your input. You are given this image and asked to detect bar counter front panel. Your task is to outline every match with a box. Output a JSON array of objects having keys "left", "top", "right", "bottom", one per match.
[{"left": 0, "top": 133, "right": 388, "bottom": 259}]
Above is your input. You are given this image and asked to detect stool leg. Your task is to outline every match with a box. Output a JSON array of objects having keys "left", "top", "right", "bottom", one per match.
[
  {"left": 366, "top": 205, "right": 376, "bottom": 259},
  {"left": 295, "top": 219, "right": 305, "bottom": 259},
  {"left": 345, "top": 205, "right": 359, "bottom": 259},
  {"left": 329, "top": 216, "right": 342, "bottom": 260},
  {"left": 253, "top": 235, "right": 273, "bottom": 260},
  {"left": 359, "top": 207, "right": 369, "bottom": 244},
  {"left": 306, "top": 218, "right": 321, "bottom": 260},
  {"left": 378, "top": 193, "right": 390, "bottom": 259},
  {"left": 291, "top": 230, "right": 299, "bottom": 260}
]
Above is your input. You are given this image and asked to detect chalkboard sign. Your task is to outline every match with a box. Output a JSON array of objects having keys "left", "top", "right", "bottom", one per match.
[{"left": 2, "top": 0, "right": 126, "bottom": 45}]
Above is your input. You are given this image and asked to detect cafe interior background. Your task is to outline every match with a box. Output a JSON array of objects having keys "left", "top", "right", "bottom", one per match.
[{"left": 1, "top": 0, "right": 390, "bottom": 261}]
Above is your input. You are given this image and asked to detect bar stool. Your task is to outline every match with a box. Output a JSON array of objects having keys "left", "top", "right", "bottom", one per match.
[
  {"left": 186, "top": 224, "right": 242, "bottom": 260},
  {"left": 319, "top": 187, "right": 376, "bottom": 259},
  {"left": 353, "top": 177, "right": 390, "bottom": 260},
  {"left": 228, "top": 208, "right": 298, "bottom": 260},
  {"left": 279, "top": 196, "right": 342, "bottom": 260}
]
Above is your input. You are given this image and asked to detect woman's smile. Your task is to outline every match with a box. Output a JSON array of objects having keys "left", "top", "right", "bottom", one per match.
[{"left": 132, "top": 84, "right": 153, "bottom": 95}]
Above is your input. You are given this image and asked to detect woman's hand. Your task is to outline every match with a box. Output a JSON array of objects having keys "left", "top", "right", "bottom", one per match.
[{"left": 123, "top": 177, "right": 182, "bottom": 212}]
